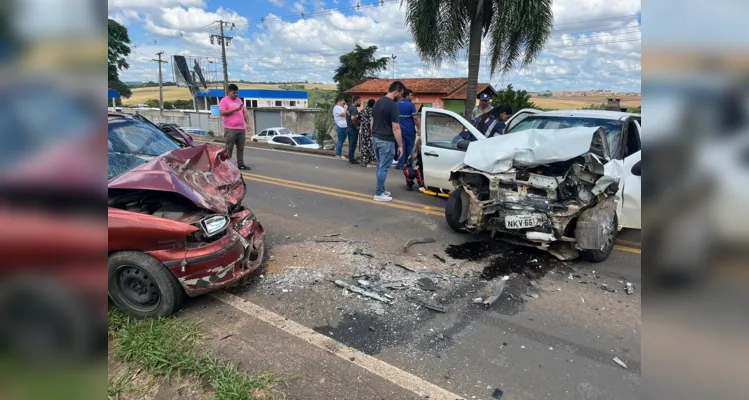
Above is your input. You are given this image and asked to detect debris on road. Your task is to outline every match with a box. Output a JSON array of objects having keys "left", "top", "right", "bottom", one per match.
[
  {"left": 528, "top": 293, "right": 539, "bottom": 299},
  {"left": 357, "top": 279, "right": 371, "bottom": 287},
  {"left": 406, "top": 296, "right": 447, "bottom": 313},
  {"left": 416, "top": 277, "right": 439, "bottom": 291},
  {"left": 403, "top": 237, "right": 436, "bottom": 253},
  {"left": 626, "top": 282, "right": 635, "bottom": 295},
  {"left": 394, "top": 263, "right": 417, "bottom": 273},
  {"left": 472, "top": 297, "right": 484, "bottom": 304},
  {"left": 220, "top": 334, "right": 233, "bottom": 340},
  {"left": 484, "top": 276, "right": 510, "bottom": 308},
  {"left": 315, "top": 237, "right": 365, "bottom": 243},
  {"left": 334, "top": 280, "right": 392, "bottom": 304},
  {"left": 353, "top": 248, "right": 374, "bottom": 258},
  {"left": 613, "top": 357, "right": 628, "bottom": 369},
  {"left": 323, "top": 233, "right": 341, "bottom": 237},
  {"left": 436, "top": 333, "right": 445, "bottom": 341},
  {"left": 433, "top": 254, "right": 447, "bottom": 263},
  {"left": 491, "top": 388, "right": 504, "bottom": 398}
]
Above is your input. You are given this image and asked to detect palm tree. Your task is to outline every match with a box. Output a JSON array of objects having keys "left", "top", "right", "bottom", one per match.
[{"left": 401, "top": 0, "right": 553, "bottom": 118}]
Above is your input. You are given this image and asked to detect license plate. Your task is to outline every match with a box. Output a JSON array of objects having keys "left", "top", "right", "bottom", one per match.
[
  {"left": 505, "top": 214, "right": 542, "bottom": 229},
  {"left": 239, "top": 236, "right": 249, "bottom": 249}
]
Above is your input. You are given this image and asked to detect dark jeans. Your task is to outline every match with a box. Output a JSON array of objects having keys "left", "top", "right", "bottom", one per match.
[
  {"left": 347, "top": 125, "right": 359, "bottom": 162},
  {"left": 335, "top": 126, "right": 347, "bottom": 157},
  {"left": 224, "top": 128, "right": 246, "bottom": 167},
  {"left": 396, "top": 133, "right": 416, "bottom": 169}
]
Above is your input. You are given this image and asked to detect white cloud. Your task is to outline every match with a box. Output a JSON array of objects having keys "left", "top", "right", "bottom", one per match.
[
  {"left": 268, "top": 0, "right": 285, "bottom": 6},
  {"left": 119, "top": 0, "right": 641, "bottom": 92}
]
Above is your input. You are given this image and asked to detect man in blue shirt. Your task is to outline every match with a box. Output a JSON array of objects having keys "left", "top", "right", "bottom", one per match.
[{"left": 396, "top": 89, "right": 420, "bottom": 170}]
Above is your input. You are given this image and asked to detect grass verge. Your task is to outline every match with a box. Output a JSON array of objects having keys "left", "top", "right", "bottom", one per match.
[{"left": 108, "top": 308, "right": 284, "bottom": 400}]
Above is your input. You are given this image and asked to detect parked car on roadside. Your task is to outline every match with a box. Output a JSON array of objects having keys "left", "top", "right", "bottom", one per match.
[
  {"left": 251, "top": 127, "right": 294, "bottom": 142},
  {"left": 301, "top": 132, "right": 335, "bottom": 150},
  {"left": 268, "top": 134, "right": 321, "bottom": 149},
  {"left": 108, "top": 113, "right": 265, "bottom": 318},
  {"left": 419, "top": 107, "right": 641, "bottom": 262},
  {"left": 181, "top": 127, "right": 209, "bottom": 136}
]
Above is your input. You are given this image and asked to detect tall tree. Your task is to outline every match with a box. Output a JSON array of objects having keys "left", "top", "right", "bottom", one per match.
[
  {"left": 108, "top": 18, "right": 133, "bottom": 99},
  {"left": 332, "top": 45, "right": 389, "bottom": 98},
  {"left": 402, "top": 0, "right": 553, "bottom": 118},
  {"left": 489, "top": 84, "right": 537, "bottom": 112}
]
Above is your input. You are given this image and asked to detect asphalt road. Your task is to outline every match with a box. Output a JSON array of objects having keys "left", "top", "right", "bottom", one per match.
[{"left": 210, "top": 145, "right": 642, "bottom": 400}]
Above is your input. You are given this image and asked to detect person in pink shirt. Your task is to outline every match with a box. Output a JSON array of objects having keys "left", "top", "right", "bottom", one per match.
[{"left": 219, "top": 84, "right": 250, "bottom": 170}]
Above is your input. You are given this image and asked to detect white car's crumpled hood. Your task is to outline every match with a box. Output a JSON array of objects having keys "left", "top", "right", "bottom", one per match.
[{"left": 461, "top": 126, "right": 604, "bottom": 174}]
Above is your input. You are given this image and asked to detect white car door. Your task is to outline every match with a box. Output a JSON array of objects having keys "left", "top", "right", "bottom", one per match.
[
  {"left": 617, "top": 150, "right": 641, "bottom": 230},
  {"left": 420, "top": 107, "right": 484, "bottom": 191},
  {"left": 504, "top": 108, "right": 542, "bottom": 133}
]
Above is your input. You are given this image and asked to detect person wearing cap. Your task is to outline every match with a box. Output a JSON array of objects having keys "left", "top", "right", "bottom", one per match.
[{"left": 472, "top": 93, "right": 494, "bottom": 121}]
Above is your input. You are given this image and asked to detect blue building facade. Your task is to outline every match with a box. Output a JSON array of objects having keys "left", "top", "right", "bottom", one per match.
[{"left": 196, "top": 89, "right": 308, "bottom": 110}]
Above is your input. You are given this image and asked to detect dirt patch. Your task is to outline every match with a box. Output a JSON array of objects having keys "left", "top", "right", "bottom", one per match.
[{"left": 108, "top": 353, "right": 213, "bottom": 400}]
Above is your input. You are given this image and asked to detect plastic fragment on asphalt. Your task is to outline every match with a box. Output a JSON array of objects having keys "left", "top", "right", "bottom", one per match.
[
  {"left": 417, "top": 277, "right": 439, "bottom": 291},
  {"left": 484, "top": 276, "right": 509, "bottom": 308},
  {"left": 613, "top": 357, "right": 628, "bottom": 369},
  {"left": 472, "top": 297, "right": 484, "bottom": 304},
  {"left": 528, "top": 293, "right": 539, "bottom": 299},
  {"left": 433, "top": 254, "right": 447, "bottom": 263},
  {"left": 492, "top": 388, "right": 504, "bottom": 399},
  {"left": 334, "top": 280, "right": 392, "bottom": 304},
  {"left": 626, "top": 282, "right": 634, "bottom": 295},
  {"left": 406, "top": 296, "right": 447, "bottom": 312}
]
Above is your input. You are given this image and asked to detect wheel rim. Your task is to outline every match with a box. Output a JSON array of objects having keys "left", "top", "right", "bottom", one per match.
[
  {"left": 115, "top": 265, "right": 161, "bottom": 312},
  {"left": 601, "top": 215, "right": 617, "bottom": 251}
]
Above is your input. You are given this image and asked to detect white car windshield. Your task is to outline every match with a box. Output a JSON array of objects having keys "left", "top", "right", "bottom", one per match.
[{"left": 278, "top": 128, "right": 292, "bottom": 135}]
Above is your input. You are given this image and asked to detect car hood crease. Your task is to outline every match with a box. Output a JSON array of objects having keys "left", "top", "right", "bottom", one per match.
[
  {"left": 460, "top": 126, "right": 609, "bottom": 174},
  {"left": 108, "top": 144, "right": 245, "bottom": 213}
]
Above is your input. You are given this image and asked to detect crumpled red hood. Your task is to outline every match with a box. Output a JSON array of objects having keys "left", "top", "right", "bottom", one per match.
[{"left": 108, "top": 144, "right": 245, "bottom": 213}]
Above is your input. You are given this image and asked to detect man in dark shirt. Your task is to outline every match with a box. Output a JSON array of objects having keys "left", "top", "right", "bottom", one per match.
[
  {"left": 346, "top": 96, "right": 362, "bottom": 164},
  {"left": 370, "top": 81, "right": 405, "bottom": 202}
]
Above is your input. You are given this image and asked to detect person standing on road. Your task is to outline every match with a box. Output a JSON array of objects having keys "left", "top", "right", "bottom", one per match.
[
  {"left": 333, "top": 97, "right": 348, "bottom": 160},
  {"left": 396, "top": 89, "right": 420, "bottom": 170},
  {"left": 358, "top": 99, "right": 377, "bottom": 167},
  {"left": 402, "top": 135, "right": 425, "bottom": 192},
  {"left": 471, "top": 93, "right": 493, "bottom": 122},
  {"left": 219, "top": 83, "right": 250, "bottom": 170},
  {"left": 370, "top": 81, "right": 405, "bottom": 202},
  {"left": 346, "top": 96, "right": 362, "bottom": 164}
]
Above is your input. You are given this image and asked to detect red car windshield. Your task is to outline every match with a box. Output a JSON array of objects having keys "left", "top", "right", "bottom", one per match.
[{"left": 108, "top": 118, "right": 181, "bottom": 179}]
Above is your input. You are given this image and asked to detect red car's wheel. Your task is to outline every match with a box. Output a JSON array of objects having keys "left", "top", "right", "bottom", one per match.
[{"left": 108, "top": 252, "right": 185, "bottom": 318}]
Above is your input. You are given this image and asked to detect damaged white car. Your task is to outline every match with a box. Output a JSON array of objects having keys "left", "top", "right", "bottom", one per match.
[{"left": 420, "top": 108, "right": 641, "bottom": 262}]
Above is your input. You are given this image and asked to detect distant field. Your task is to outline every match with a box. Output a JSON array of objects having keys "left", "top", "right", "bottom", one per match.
[
  {"left": 124, "top": 83, "right": 336, "bottom": 104},
  {"left": 531, "top": 95, "right": 641, "bottom": 110}
]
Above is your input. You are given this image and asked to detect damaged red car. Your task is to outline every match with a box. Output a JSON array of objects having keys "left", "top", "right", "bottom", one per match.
[{"left": 108, "top": 113, "right": 264, "bottom": 318}]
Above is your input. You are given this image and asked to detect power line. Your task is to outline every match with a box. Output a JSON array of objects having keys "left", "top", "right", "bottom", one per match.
[{"left": 210, "top": 20, "right": 234, "bottom": 93}]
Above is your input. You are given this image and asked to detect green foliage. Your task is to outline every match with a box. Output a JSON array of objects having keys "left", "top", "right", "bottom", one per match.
[
  {"left": 314, "top": 106, "right": 334, "bottom": 147},
  {"left": 108, "top": 308, "right": 284, "bottom": 400},
  {"left": 208, "top": 130, "right": 215, "bottom": 137},
  {"left": 490, "top": 84, "right": 538, "bottom": 112},
  {"left": 143, "top": 99, "right": 195, "bottom": 109},
  {"left": 580, "top": 103, "right": 607, "bottom": 110},
  {"left": 145, "top": 99, "right": 160, "bottom": 108},
  {"left": 108, "top": 19, "right": 132, "bottom": 99},
  {"left": 333, "top": 45, "right": 389, "bottom": 98},
  {"left": 628, "top": 106, "right": 641, "bottom": 113},
  {"left": 308, "top": 89, "right": 336, "bottom": 109},
  {"left": 403, "top": 0, "right": 554, "bottom": 117}
]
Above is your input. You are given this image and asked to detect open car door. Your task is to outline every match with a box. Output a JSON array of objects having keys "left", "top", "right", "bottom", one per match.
[
  {"left": 504, "top": 108, "right": 542, "bottom": 133},
  {"left": 617, "top": 150, "right": 641, "bottom": 229},
  {"left": 420, "top": 107, "right": 483, "bottom": 192}
]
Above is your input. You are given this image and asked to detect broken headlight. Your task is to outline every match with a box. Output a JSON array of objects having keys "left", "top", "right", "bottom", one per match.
[{"left": 199, "top": 215, "right": 229, "bottom": 237}]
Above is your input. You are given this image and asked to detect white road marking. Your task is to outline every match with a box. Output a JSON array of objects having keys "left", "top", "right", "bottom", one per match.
[{"left": 212, "top": 291, "right": 465, "bottom": 400}]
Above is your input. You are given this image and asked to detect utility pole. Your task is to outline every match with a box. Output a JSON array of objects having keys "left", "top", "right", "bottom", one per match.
[
  {"left": 391, "top": 54, "right": 397, "bottom": 79},
  {"left": 151, "top": 51, "right": 167, "bottom": 117},
  {"left": 210, "top": 21, "right": 233, "bottom": 95}
]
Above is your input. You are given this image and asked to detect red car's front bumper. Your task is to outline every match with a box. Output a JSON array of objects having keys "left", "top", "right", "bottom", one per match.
[{"left": 146, "top": 207, "right": 264, "bottom": 297}]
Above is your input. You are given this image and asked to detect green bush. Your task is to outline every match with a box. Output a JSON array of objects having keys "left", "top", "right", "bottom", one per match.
[{"left": 313, "top": 107, "right": 334, "bottom": 148}]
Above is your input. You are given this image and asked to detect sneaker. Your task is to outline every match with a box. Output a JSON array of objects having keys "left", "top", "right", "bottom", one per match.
[
  {"left": 373, "top": 194, "right": 392, "bottom": 202},
  {"left": 238, "top": 165, "right": 251, "bottom": 171},
  {"left": 383, "top": 191, "right": 391, "bottom": 196},
  {"left": 418, "top": 187, "right": 426, "bottom": 193},
  {"left": 406, "top": 184, "right": 414, "bottom": 191},
  {"left": 391, "top": 160, "right": 397, "bottom": 165}
]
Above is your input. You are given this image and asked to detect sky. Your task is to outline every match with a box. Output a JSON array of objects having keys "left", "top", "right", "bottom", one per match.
[{"left": 108, "top": 0, "right": 642, "bottom": 92}]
